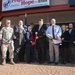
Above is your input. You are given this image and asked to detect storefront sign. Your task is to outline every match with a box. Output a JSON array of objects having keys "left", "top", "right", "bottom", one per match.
[{"left": 2, "top": 0, "right": 50, "bottom": 11}]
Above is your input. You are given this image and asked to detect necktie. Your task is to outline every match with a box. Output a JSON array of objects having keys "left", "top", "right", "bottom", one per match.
[
  {"left": 69, "top": 29, "right": 72, "bottom": 34},
  {"left": 38, "top": 26, "right": 41, "bottom": 31},
  {"left": 52, "top": 26, "right": 55, "bottom": 39}
]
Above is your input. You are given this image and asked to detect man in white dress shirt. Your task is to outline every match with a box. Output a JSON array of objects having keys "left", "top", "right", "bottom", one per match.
[{"left": 46, "top": 18, "right": 62, "bottom": 65}]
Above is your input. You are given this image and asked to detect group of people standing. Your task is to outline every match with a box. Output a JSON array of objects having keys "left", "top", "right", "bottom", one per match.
[
  {"left": 0, "top": 18, "right": 75, "bottom": 65},
  {"left": 60, "top": 23, "right": 75, "bottom": 64}
]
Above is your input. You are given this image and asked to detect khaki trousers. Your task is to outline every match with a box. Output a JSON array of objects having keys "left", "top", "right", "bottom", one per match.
[
  {"left": 1, "top": 43, "right": 14, "bottom": 59},
  {"left": 49, "top": 40, "right": 59, "bottom": 62}
]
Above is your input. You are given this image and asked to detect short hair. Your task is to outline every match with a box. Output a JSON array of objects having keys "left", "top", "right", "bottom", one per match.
[
  {"left": 19, "top": 20, "right": 23, "bottom": 25},
  {"left": 62, "top": 25, "right": 66, "bottom": 27},
  {"left": 6, "top": 20, "right": 11, "bottom": 23},
  {"left": 0, "top": 21, "right": 2, "bottom": 25},
  {"left": 19, "top": 20, "right": 23, "bottom": 23},
  {"left": 30, "top": 22, "right": 34, "bottom": 25},
  {"left": 69, "top": 23, "right": 73, "bottom": 25},
  {"left": 51, "top": 18, "right": 56, "bottom": 23},
  {"left": 69, "top": 23, "right": 73, "bottom": 26}
]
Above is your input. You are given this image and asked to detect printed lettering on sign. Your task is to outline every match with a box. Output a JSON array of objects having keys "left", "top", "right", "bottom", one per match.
[{"left": 2, "top": 0, "right": 50, "bottom": 11}]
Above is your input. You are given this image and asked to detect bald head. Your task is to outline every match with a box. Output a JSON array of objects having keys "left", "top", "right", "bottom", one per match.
[{"left": 51, "top": 18, "right": 56, "bottom": 25}]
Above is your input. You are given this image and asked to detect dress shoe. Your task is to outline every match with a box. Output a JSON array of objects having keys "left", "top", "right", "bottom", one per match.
[{"left": 55, "top": 62, "right": 58, "bottom": 65}]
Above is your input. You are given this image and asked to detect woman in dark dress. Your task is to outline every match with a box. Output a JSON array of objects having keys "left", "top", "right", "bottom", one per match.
[
  {"left": 25, "top": 26, "right": 35, "bottom": 63},
  {"left": 61, "top": 25, "right": 70, "bottom": 64}
]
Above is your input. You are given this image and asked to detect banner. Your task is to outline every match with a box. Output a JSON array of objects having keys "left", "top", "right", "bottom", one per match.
[{"left": 2, "top": 0, "right": 50, "bottom": 11}]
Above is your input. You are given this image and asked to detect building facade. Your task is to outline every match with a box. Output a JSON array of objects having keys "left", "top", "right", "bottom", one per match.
[{"left": 0, "top": 0, "right": 75, "bottom": 26}]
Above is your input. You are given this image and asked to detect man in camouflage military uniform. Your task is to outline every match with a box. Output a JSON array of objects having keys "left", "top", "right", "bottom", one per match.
[{"left": 1, "top": 20, "right": 15, "bottom": 65}]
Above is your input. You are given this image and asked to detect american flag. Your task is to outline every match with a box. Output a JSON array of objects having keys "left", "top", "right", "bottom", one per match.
[{"left": 24, "top": 14, "right": 28, "bottom": 32}]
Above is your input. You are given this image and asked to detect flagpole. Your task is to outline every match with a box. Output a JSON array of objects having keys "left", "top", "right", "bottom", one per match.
[
  {"left": 23, "top": 14, "right": 27, "bottom": 61},
  {"left": 24, "top": 13, "right": 28, "bottom": 31},
  {"left": 24, "top": 13, "right": 27, "bottom": 26}
]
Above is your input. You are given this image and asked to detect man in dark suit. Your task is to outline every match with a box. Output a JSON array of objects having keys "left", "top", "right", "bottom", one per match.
[
  {"left": 68, "top": 23, "right": 75, "bottom": 64},
  {"left": 35, "top": 19, "right": 47, "bottom": 64}
]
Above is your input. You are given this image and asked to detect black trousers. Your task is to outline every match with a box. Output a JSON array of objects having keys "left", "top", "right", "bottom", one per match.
[
  {"left": 26, "top": 46, "right": 30, "bottom": 63},
  {"left": 70, "top": 47, "right": 75, "bottom": 63},
  {"left": 30, "top": 46, "right": 34, "bottom": 62},
  {"left": 18, "top": 43, "right": 26, "bottom": 62},
  {"left": 60, "top": 47, "right": 70, "bottom": 63},
  {"left": 44, "top": 40, "right": 49, "bottom": 62},
  {"left": 60, "top": 43, "right": 70, "bottom": 63},
  {"left": 14, "top": 40, "right": 20, "bottom": 63},
  {"left": 26, "top": 43, "right": 34, "bottom": 63},
  {"left": 37, "top": 39, "right": 45, "bottom": 63}
]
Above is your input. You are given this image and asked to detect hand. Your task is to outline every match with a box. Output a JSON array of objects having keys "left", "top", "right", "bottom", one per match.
[
  {"left": 36, "top": 36, "right": 39, "bottom": 39},
  {"left": 35, "top": 32, "right": 38, "bottom": 39},
  {"left": 62, "top": 38, "right": 64, "bottom": 40},
  {"left": 13, "top": 35, "right": 16, "bottom": 39},
  {"left": 0, "top": 38, "right": 2, "bottom": 40},
  {"left": 35, "top": 32, "right": 38, "bottom": 37},
  {"left": 50, "top": 36, "right": 53, "bottom": 39},
  {"left": 73, "top": 41, "right": 75, "bottom": 44},
  {"left": 55, "top": 36, "right": 59, "bottom": 40},
  {"left": 35, "top": 32, "right": 38, "bottom": 35},
  {"left": 20, "top": 30, "right": 22, "bottom": 34},
  {"left": 32, "top": 42, "right": 35, "bottom": 45}
]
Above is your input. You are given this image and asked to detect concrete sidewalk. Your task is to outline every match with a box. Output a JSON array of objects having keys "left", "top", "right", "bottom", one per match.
[
  {"left": 0, "top": 63, "right": 75, "bottom": 75},
  {"left": 0, "top": 53, "right": 75, "bottom": 75}
]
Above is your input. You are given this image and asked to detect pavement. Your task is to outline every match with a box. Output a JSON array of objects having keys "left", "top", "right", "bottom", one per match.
[
  {"left": 0, "top": 53, "right": 75, "bottom": 75},
  {"left": 0, "top": 62, "right": 75, "bottom": 75}
]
